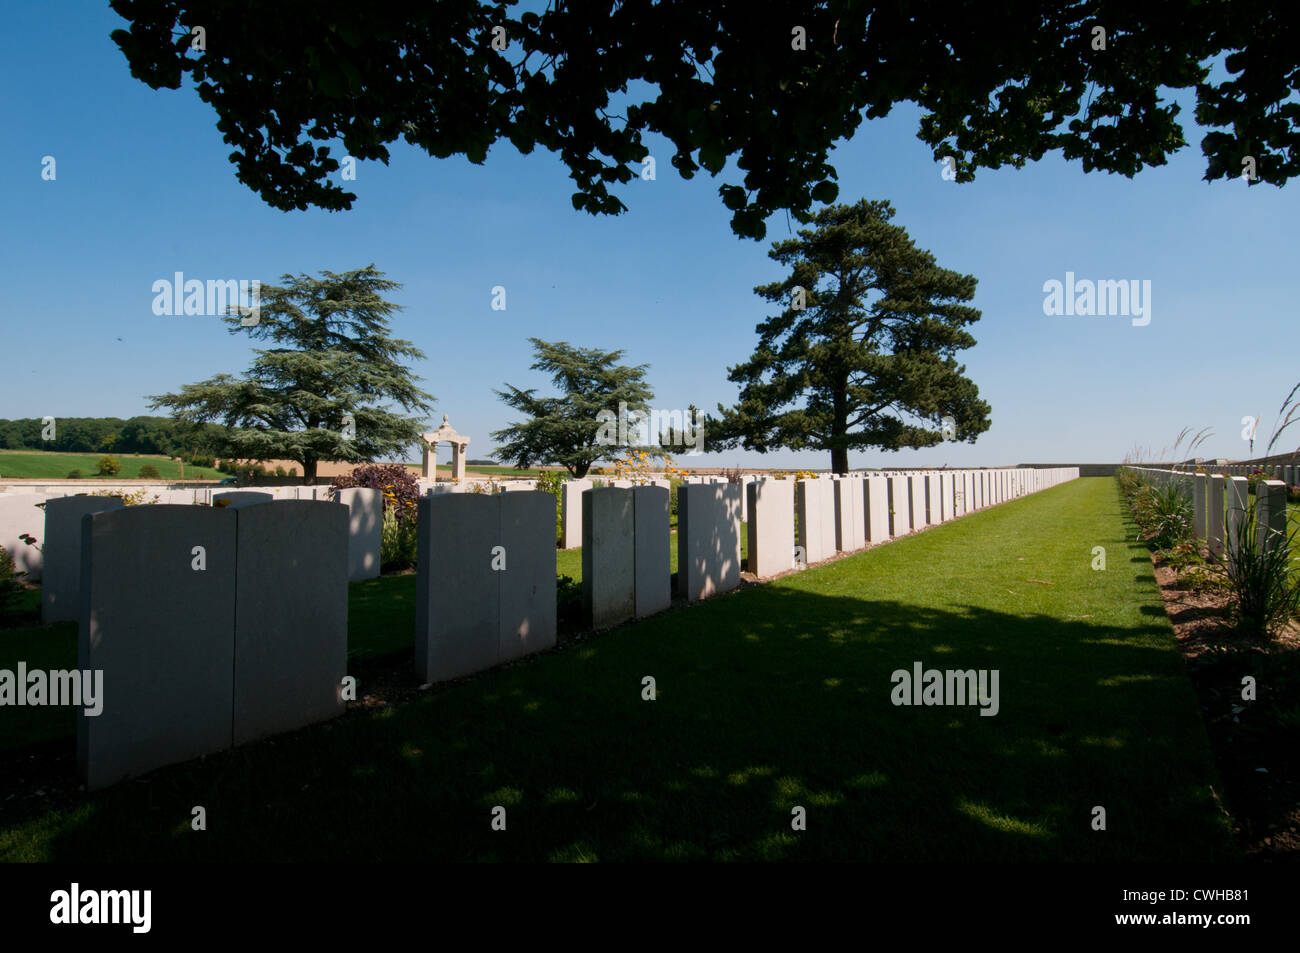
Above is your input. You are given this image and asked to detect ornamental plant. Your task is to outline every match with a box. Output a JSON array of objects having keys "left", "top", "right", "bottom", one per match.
[
  {"left": 1222, "top": 498, "right": 1300, "bottom": 639},
  {"left": 333, "top": 463, "right": 421, "bottom": 524},
  {"left": 610, "top": 450, "right": 683, "bottom": 484},
  {"left": 380, "top": 506, "right": 418, "bottom": 572}
]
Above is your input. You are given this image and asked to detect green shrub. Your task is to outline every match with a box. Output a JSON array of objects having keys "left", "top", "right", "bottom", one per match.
[
  {"left": 1223, "top": 499, "right": 1300, "bottom": 639},
  {"left": 556, "top": 574, "right": 582, "bottom": 626},
  {"left": 380, "top": 506, "right": 418, "bottom": 572},
  {"left": 668, "top": 477, "right": 684, "bottom": 524},
  {"left": 535, "top": 471, "right": 565, "bottom": 541},
  {"left": 1159, "top": 539, "right": 1203, "bottom": 572},
  {"left": 66, "top": 469, "right": 82, "bottom": 479},
  {"left": 96, "top": 455, "right": 121, "bottom": 476},
  {"left": 535, "top": 470, "right": 565, "bottom": 495},
  {"left": 274, "top": 466, "right": 287, "bottom": 478},
  {"left": 333, "top": 464, "right": 421, "bottom": 523},
  {"left": 138, "top": 464, "right": 162, "bottom": 479},
  {"left": 0, "top": 545, "right": 27, "bottom": 625},
  {"left": 1132, "top": 481, "right": 1193, "bottom": 549},
  {"left": 1115, "top": 468, "right": 1143, "bottom": 497}
]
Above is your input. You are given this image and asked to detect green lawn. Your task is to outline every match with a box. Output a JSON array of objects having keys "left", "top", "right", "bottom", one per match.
[
  {"left": 0, "top": 450, "right": 223, "bottom": 481},
  {"left": 554, "top": 524, "right": 746, "bottom": 583},
  {"left": 463, "top": 465, "right": 555, "bottom": 478},
  {"left": 0, "top": 478, "right": 1234, "bottom": 861}
]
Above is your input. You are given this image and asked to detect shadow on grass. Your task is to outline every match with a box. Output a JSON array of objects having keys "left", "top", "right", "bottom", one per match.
[{"left": 5, "top": 580, "right": 1233, "bottom": 863}]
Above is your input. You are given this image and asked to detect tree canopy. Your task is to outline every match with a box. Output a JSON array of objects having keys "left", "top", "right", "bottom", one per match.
[
  {"left": 0, "top": 415, "right": 213, "bottom": 457},
  {"left": 492, "top": 338, "right": 654, "bottom": 478},
  {"left": 707, "top": 199, "right": 991, "bottom": 472},
  {"left": 109, "top": 1, "right": 1294, "bottom": 239},
  {"left": 148, "top": 265, "right": 435, "bottom": 482}
]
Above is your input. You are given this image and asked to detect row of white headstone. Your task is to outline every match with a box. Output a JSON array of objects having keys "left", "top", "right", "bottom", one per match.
[
  {"left": 1123, "top": 467, "right": 1291, "bottom": 562},
  {"left": 577, "top": 469, "right": 1081, "bottom": 630},
  {"left": 562, "top": 468, "right": 1079, "bottom": 549},
  {"left": 3, "top": 486, "right": 382, "bottom": 610},
  {"left": 1195, "top": 464, "right": 1299, "bottom": 483},
  {"left": 48, "top": 467, "right": 1078, "bottom": 789}
]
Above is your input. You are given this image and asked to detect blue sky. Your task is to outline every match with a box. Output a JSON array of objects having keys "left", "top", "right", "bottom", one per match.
[{"left": 2, "top": 6, "right": 1296, "bottom": 469}]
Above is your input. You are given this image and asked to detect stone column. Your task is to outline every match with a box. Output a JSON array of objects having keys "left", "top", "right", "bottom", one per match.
[
  {"left": 925, "top": 473, "right": 942, "bottom": 524},
  {"left": 416, "top": 494, "right": 497, "bottom": 683},
  {"left": 1193, "top": 473, "right": 1207, "bottom": 540},
  {"left": 582, "top": 486, "right": 635, "bottom": 628},
  {"left": 908, "top": 474, "right": 927, "bottom": 528},
  {"left": 864, "top": 477, "right": 889, "bottom": 543},
  {"left": 1207, "top": 475, "right": 1225, "bottom": 560},
  {"left": 831, "top": 478, "right": 851, "bottom": 552},
  {"left": 1256, "top": 480, "right": 1288, "bottom": 557},
  {"left": 797, "top": 478, "right": 836, "bottom": 564},
  {"left": 633, "top": 485, "right": 671, "bottom": 618},
  {"left": 560, "top": 480, "right": 590, "bottom": 549},
  {"left": 887, "top": 476, "right": 909, "bottom": 536},
  {"left": 79, "top": 505, "right": 237, "bottom": 789},
  {"left": 42, "top": 495, "right": 125, "bottom": 622},
  {"left": 1225, "top": 477, "right": 1249, "bottom": 572},
  {"left": 748, "top": 479, "right": 795, "bottom": 577},
  {"left": 739, "top": 476, "right": 756, "bottom": 523},
  {"left": 415, "top": 492, "right": 556, "bottom": 683},
  {"left": 337, "top": 487, "right": 382, "bottom": 581},
  {"left": 233, "top": 500, "right": 348, "bottom": 745},
  {"left": 833, "top": 476, "right": 865, "bottom": 551},
  {"left": 677, "top": 484, "right": 742, "bottom": 601}
]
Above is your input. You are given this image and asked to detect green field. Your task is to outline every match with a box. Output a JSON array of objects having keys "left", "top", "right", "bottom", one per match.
[
  {"left": 0, "top": 478, "right": 1234, "bottom": 861},
  {"left": 463, "top": 465, "right": 559, "bottom": 478},
  {"left": 0, "top": 450, "right": 222, "bottom": 481}
]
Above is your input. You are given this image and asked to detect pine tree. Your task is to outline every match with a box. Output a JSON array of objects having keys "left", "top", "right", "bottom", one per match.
[
  {"left": 492, "top": 338, "right": 654, "bottom": 478},
  {"left": 149, "top": 265, "right": 434, "bottom": 483},
  {"left": 709, "top": 200, "right": 991, "bottom": 472}
]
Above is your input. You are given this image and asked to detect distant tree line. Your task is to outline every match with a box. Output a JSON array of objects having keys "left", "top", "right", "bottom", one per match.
[{"left": 0, "top": 416, "right": 223, "bottom": 458}]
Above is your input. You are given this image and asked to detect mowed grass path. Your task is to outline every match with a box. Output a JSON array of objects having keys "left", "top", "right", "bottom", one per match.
[{"left": 0, "top": 478, "right": 1233, "bottom": 861}]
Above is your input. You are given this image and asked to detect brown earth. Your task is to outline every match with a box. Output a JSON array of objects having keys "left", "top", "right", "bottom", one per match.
[{"left": 1149, "top": 547, "right": 1300, "bottom": 861}]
